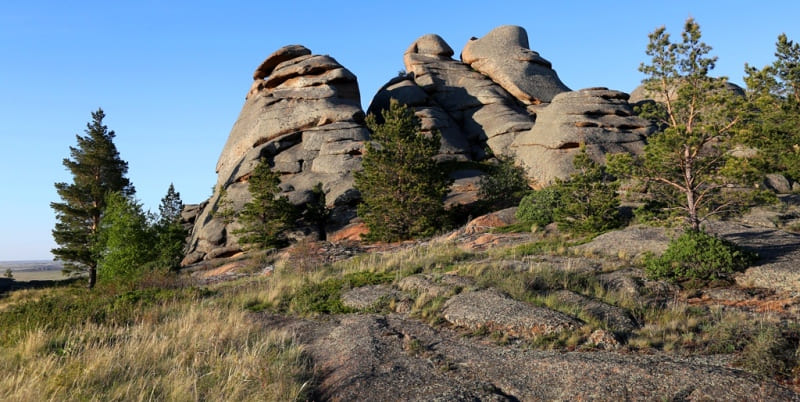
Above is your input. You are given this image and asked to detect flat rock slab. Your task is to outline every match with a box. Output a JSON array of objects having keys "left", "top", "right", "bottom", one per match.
[
  {"left": 551, "top": 290, "right": 638, "bottom": 333},
  {"left": 397, "top": 274, "right": 453, "bottom": 299},
  {"left": 442, "top": 289, "right": 581, "bottom": 337},
  {"left": 341, "top": 285, "right": 400, "bottom": 310},
  {"left": 574, "top": 225, "right": 677, "bottom": 261},
  {"left": 299, "top": 314, "right": 797, "bottom": 401}
]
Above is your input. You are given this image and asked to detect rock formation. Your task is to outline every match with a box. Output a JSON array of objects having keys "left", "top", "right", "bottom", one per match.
[
  {"left": 511, "top": 88, "right": 654, "bottom": 185},
  {"left": 461, "top": 25, "right": 570, "bottom": 106},
  {"left": 629, "top": 80, "right": 745, "bottom": 105},
  {"left": 369, "top": 26, "right": 651, "bottom": 186},
  {"left": 183, "top": 45, "right": 369, "bottom": 265},
  {"left": 184, "top": 26, "right": 658, "bottom": 264}
]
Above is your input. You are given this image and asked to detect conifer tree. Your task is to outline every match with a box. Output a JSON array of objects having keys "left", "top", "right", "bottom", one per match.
[
  {"left": 154, "top": 184, "right": 187, "bottom": 270},
  {"left": 234, "top": 159, "right": 297, "bottom": 250},
  {"left": 51, "top": 109, "right": 134, "bottom": 288},
  {"left": 739, "top": 33, "right": 800, "bottom": 181},
  {"left": 94, "top": 192, "right": 155, "bottom": 283},
  {"left": 356, "top": 100, "right": 452, "bottom": 242},
  {"left": 609, "top": 19, "right": 744, "bottom": 231}
]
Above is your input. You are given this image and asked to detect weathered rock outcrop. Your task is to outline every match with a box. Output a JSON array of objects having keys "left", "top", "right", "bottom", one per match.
[
  {"left": 369, "top": 33, "right": 535, "bottom": 158},
  {"left": 184, "top": 46, "right": 369, "bottom": 265},
  {"left": 512, "top": 88, "right": 654, "bottom": 185},
  {"left": 369, "top": 29, "right": 652, "bottom": 186},
  {"left": 629, "top": 80, "right": 745, "bottom": 105},
  {"left": 185, "top": 27, "right": 658, "bottom": 264},
  {"left": 462, "top": 25, "right": 569, "bottom": 105}
]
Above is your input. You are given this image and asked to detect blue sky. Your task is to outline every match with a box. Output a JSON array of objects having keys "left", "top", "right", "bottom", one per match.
[{"left": 1, "top": 1, "right": 798, "bottom": 260}]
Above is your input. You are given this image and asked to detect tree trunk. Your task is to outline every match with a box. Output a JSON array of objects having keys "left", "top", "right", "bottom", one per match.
[
  {"left": 686, "top": 190, "right": 700, "bottom": 231},
  {"left": 88, "top": 267, "right": 96, "bottom": 289}
]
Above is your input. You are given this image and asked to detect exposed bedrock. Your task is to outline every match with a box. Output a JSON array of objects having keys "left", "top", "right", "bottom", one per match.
[
  {"left": 512, "top": 87, "right": 654, "bottom": 185},
  {"left": 183, "top": 45, "right": 369, "bottom": 265},
  {"left": 461, "top": 25, "right": 570, "bottom": 105},
  {"left": 369, "top": 33, "right": 535, "bottom": 158}
]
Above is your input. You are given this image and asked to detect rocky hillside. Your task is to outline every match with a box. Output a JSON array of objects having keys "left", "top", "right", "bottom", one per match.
[
  {"left": 186, "top": 197, "right": 800, "bottom": 400},
  {"left": 182, "top": 25, "right": 656, "bottom": 265}
]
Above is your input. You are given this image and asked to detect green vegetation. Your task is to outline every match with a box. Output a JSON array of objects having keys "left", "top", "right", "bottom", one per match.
[
  {"left": 93, "top": 185, "right": 188, "bottom": 285},
  {"left": 356, "top": 100, "right": 452, "bottom": 242},
  {"left": 554, "top": 150, "right": 623, "bottom": 234},
  {"left": 516, "top": 187, "right": 562, "bottom": 227},
  {"left": 608, "top": 18, "right": 750, "bottom": 231},
  {"left": 516, "top": 148, "right": 622, "bottom": 235},
  {"left": 234, "top": 158, "right": 297, "bottom": 250},
  {"left": 280, "top": 270, "right": 395, "bottom": 315},
  {"left": 153, "top": 183, "right": 188, "bottom": 271},
  {"left": 51, "top": 109, "right": 135, "bottom": 288},
  {"left": 739, "top": 34, "right": 800, "bottom": 182},
  {"left": 477, "top": 155, "right": 531, "bottom": 210},
  {"left": 644, "top": 230, "right": 756, "bottom": 282},
  {"left": 95, "top": 192, "right": 157, "bottom": 283}
]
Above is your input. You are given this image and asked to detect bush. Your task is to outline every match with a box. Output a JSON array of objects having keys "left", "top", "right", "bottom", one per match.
[
  {"left": 515, "top": 148, "right": 623, "bottom": 235},
  {"left": 95, "top": 192, "right": 157, "bottom": 284},
  {"left": 645, "top": 230, "right": 757, "bottom": 282},
  {"left": 554, "top": 151, "right": 623, "bottom": 234},
  {"left": 516, "top": 187, "right": 562, "bottom": 227},
  {"left": 478, "top": 155, "right": 530, "bottom": 210}
]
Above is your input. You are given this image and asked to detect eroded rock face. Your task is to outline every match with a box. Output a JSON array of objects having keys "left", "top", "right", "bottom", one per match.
[
  {"left": 184, "top": 45, "right": 369, "bottom": 264},
  {"left": 369, "top": 30, "right": 651, "bottom": 188},
  {"left": 462, "top": 25, "right": 570, "bottom": 105},
  {"left": 512, "top": 87, "right": 654, "bottom": 185},
  {"left": 370, "top": 34, "right": 535, "bottom": 158}
]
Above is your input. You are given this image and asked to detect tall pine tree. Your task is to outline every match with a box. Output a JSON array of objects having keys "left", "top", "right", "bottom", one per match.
[
  {"left": 51, "top": 109, "right": 134, "bottom": 288},
  {"left": 355, "top": 100, "right": 451, "bottom": 242},
  {"left": 609, "top": 19, "right": 744, "bottom": 231}
]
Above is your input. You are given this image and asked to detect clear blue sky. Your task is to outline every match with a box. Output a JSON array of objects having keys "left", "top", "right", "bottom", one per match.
[{"left": 1, "top": 1, "right": 798, "bottom": 260}]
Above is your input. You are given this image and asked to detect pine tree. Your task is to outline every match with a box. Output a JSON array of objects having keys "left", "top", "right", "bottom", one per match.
[
  {"left": 609, "top": 19, "right": 744, "bottom": 231},
  {"left": 51, "top": 109, "right": 134, "bottom": 288},
  {"left": 739, "top": 33, "right": 800, "bottom": 181},
  {"left": 94, "top": 192, "right": 155, "bottom": 283},
  {"left": 234, "top": 159, "right": 297, "bottom": 250},
  {"left": 154, "top": 184, "right": 187, "bottom": 270},
  {"left": 355, "top": 100, "right": 452, "bottom": 242}
]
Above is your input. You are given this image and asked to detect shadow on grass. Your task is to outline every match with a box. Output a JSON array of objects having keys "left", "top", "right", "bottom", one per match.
[{"left": 0, "top": 276, "right": 83, "bottom": 295}]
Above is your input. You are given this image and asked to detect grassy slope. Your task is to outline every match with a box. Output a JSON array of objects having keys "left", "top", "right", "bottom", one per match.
[{"left": 1, "top": 231, "right": 798, "bottom": 399}]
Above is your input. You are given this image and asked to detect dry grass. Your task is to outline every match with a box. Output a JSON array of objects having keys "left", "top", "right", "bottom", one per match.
[{"left": 0, "top": 289, "right": 311, "bottom": 401}]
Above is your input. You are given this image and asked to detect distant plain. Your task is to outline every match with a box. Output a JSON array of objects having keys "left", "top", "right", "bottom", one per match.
[{"left": 0, "top": 260, "right": 65, "bottom": 282}]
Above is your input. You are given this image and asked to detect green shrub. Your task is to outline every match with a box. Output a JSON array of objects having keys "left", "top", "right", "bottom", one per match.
[
  {"left": 478, "top": 155, "right": 531, "bottom": 210},
  {"left": 645, "top": 230, "right": 757, "bottom": 282},
  {"left": 516, "top": 187, "right": 562, "bottom": 227},
  {"left": 553, "top": 151, "right": 623, "bottom": 235},
  {"left": 282, "top": 271, "right": 395, "bottom": 315},
  {"left": 515, "top": 148, "right": 623, "bottom": 235}
]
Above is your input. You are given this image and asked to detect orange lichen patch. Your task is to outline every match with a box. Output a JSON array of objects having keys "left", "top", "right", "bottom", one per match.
[
  {"left": 199, "top": 260, "right": 249, "bottom": 278},
  {"left": 687, "top": 294, "right": 799, "bottom": 313},
  {"left": 329, "top": 222, "right": 368, "bottom": 242}
]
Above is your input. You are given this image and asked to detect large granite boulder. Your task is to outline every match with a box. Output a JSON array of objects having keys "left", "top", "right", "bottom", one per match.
[
  {"left": 629, "top": 80, "right": 745, "bottom": 105},
  {"left": 399, "top": 34, "right": 535, "bottom": 156},
  {"left": 512, "top": 88, "right": 654, "bottom": 185},
  {"left": 184, "top": 45, "right": 369, "bottom": 264},
  {"left": 368, "top": 75, "right": 475, "bottom": 162},
  {"left": 461, "top": 25, "right": 570, "bottom": 105}
]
